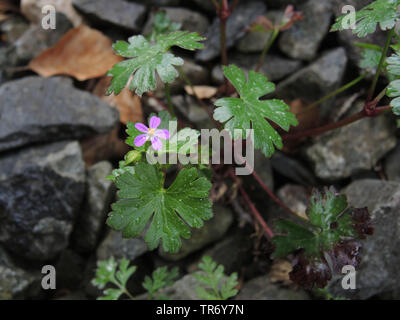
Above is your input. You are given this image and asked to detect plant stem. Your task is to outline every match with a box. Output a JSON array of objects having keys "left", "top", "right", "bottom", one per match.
[
  {"left": 367, "top": 28, "right": 394, "bottom": 102},
  {"left": 123, "top": 289, "right": 135, "bottom": 300},
  {"left": 230, "top": 171, "right": 274, "bottom": 239},
  {"left": 220, "top": 18, "right": 228, "bottom": 66},
  {"left": 164, "top": 83, "right": 175, "bottom": 117},
  {"left": 371, "top": 86, "right": 388, "bottom": 105},
  {"left": 239, "top": 186, "right": 275, "bottom": 239},
  {"left": 301, "top": 74, "right": 367, "bottom": 113},
  {"left": 255, "top": 29, "right": 279, "bottom": 72},
  {"left": 283, "top": 105, "right": 391, "bottom": 141},
  {"left": 251, "top": 170, "right": 306, "bottom": 220},
  {"left": 233, "top": 150, "right": 300, "bottom": 219}
]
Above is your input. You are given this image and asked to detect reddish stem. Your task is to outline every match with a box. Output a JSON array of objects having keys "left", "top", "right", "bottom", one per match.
[
  {"left": 233, "top": 150, "right": 299, "bottom": 218},
  {"left": 230, "top": 171, "right": 274, "bottom": 239},
  {"left": 219, "top": 0, "right": 230, "bottom": 67},
  {"left": 283, "top": 106, "right": 391, "bottom": 141},
  {"left": 251, "top": 170, "right": 298, "bottom": 217}
]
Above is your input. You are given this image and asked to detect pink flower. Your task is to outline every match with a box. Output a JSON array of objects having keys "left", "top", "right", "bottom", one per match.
[{"left": 134, "top": 116, "right": 170, "bottom": 150}]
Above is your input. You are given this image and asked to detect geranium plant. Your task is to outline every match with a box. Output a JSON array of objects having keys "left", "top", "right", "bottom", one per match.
[{"left": 96, "top": 0, "right": 400, "bottom": 295}]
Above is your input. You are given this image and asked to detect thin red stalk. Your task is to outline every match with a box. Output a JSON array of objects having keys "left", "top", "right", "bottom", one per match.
[
  {"left": 233, "top": 150, "right": 299, "bottom": 218},
  {"left": 251, "top": 170, "right": 299, "bottom": 218},
  {"left": 230, "top": 171, "right": 274, "bottom": 239},
  {"left": 283, "top": 106, "right": 391, "bottom": 141},
  {"left": 220, "top": 17, "right": 228, "bottom": 66}
]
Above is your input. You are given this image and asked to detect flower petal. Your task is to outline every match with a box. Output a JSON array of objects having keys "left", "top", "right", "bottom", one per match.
[
  {"left": 155, "top": 129, "right": 170, "bottom": 140},
  {"left": 151, "top": 136, "right": 162, "bottom": 150},
  {"left": 149, "top": 116, "right": 161, "bottom": 129},
  {"left": 135, "top": 123, "right": 148, "bottom": 133},
  {"left": 134, "top": 134, "right": 148, "bottom": 147}
]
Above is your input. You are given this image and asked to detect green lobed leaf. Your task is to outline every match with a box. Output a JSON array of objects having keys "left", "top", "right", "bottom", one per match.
[
  {"left": 92, "top": 257, "right": 136, "bottom": 300},
  {"left": 147, "top": 11, "right": 182, "bottom": 41},
  {"left": 272, "top": 189, "right": 358, "bottom": 260},
  {"left": 331, "top": 0, "right": 400, "bottom": 38},
  {"left": 107, "top": 162, "right": 213, "bottom": 253},
  {"left": 194, "top": 256, "right": 239, "bottom": 300},
  {"left": 107, "top": 31, "right": 205, "bottom": 97},
  {"left": 270, "top": 188, "right": 373, "bottom": 289},
  {"left": 386, "top": 53, "right": 400, "bottom": 115},
  {"left": 142, "top": 266, "right": 179, "bottom": 299},
  {"left": 213, "top": 64, "right": 298, "bottom": 158},
  {"left": 358, "top": 45, "right": 382, "bottom": 71}
]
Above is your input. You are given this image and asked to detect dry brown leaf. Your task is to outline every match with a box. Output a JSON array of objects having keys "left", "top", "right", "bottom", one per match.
[
  {"left": 269, "top": 259, "right": 293, "bottom": 286},
  {"left": 184, "top": 85, "right": 217, "bottom": 99},
  {"left": 0, "top": 0, "right": 19, "bottom": 13},
  {"left": 0, "top": 0, "right": 19, "bottom": 22},
  {"left": 289, "top": 98, "right": 320, "bottom": 133},
  {"left": 282, "top": 98, "right": 321, "bottom": 152},
  {"left": 93, "top": 77, "right": 143, "bottom": 124},
  {"left": 29, "top": 25, "right": 122, "bottom": 81},
  {"left": 0, "top": 13, "right": 9, "bottom": 22}
]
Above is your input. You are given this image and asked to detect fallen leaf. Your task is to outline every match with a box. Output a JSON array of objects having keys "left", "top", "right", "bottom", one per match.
[
  {"left": 0, "top": 13, "right": 9, "bottom": 23},
  {"left": 0, "top": 0, "right": 19, "bottom": 22},
  {"left": 289, "top": 98, "right": 320, "bottom": 133},
  {"left": 282, "top": 98, "right": 321, "bottom": 152},
  {"left": 20, "top": 0, "right": 83, "bottom": 26},
  {"left": 0, "top": 0, "right": 19, "bottom": 13},
  {"left": 80, "top": 124, "right": 129, "bottom": 168},
  {"left": 269, "top": 259, "right": 293, "bottom": 286},
  {"left": 184, "top": 85, "right": 217, "bottom": 99},
  {"left": 93, "top": 77, "right": 143, "bottom": 124},
  {"left": 29, "top": 25, "right": 122, "bottom": 81}
]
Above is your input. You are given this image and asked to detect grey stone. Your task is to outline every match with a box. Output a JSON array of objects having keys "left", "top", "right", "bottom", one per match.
[
  {"left": 55, "top": 249, "right": 85, "bottom": 290},
  {"left": 172, "top": 95, "right": 210, "bottom": 123},
  {"left": 143, "top": 7, "right": 209, "bottom": 35},
  {"left": 0, "top": 247, "right": 40, "bottom": 299},
  {"left": 236, "top": 276, "right": 310, "bottom": 300},
  {"left": 0, "top": 45, "right": 18, "bottom": 72},
  {"left": 275, "top": 48, "right": 347, "bottom": 118},
  {"left": 212, "top": 52, "right": 302, "bottom": 84},
  {"left": 158, "top": 274, "right": 199, "bottom": 300},
  {"left": 0, "top": 141, "right": 85, "bottom": 261},
  {"left": 236, "top": 10, "right": 284, "bottom": 53},
  {"left": 384, "top": 144, "right": 400, "bottom": 183},
  {"left": 306, "top": 112, "right": 396, "bottom": 180},
  {"left": 14, "top": 13, "right": 73, "bottom": 64},
  {"left": 279, "top": 0, "right": 333, "bottom": 61},
  {"left": 328, "top": 179, "right": 400, "bottom": 299},
  {"left": 277, "top": 184, "right": 309, "bottom": 219},
  {"left": 97, "top": 230, "right": 148, "bottom": 262},
  {"left": 0, "top": 15, "right": 29, "bottom": 43},
  {"left": 73, "top": 0, "right": 146, "bottom": 32},
  {"left": 133, "top": 0, "right": 181, "bottom": 6},
  {"left": 196, "top": 2, "right": 266, "bottom": 61},
  {"left": 73, "top": 161, "right": 115, "bottom": 253},
  {"left": 159, "top": 204, "right": 234, "bottom": 261},
  {"left": 190, "top": 0, "right": 215, "bottom": 13},
  {"left": 0, "top": 76, "right": 119, "bottom": 153},
  {"left": 188, "top": 232, "right": 253, "bottom": 275},
  {"left": 271, "top": 152, "right": 317, "bottom": 186}
]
